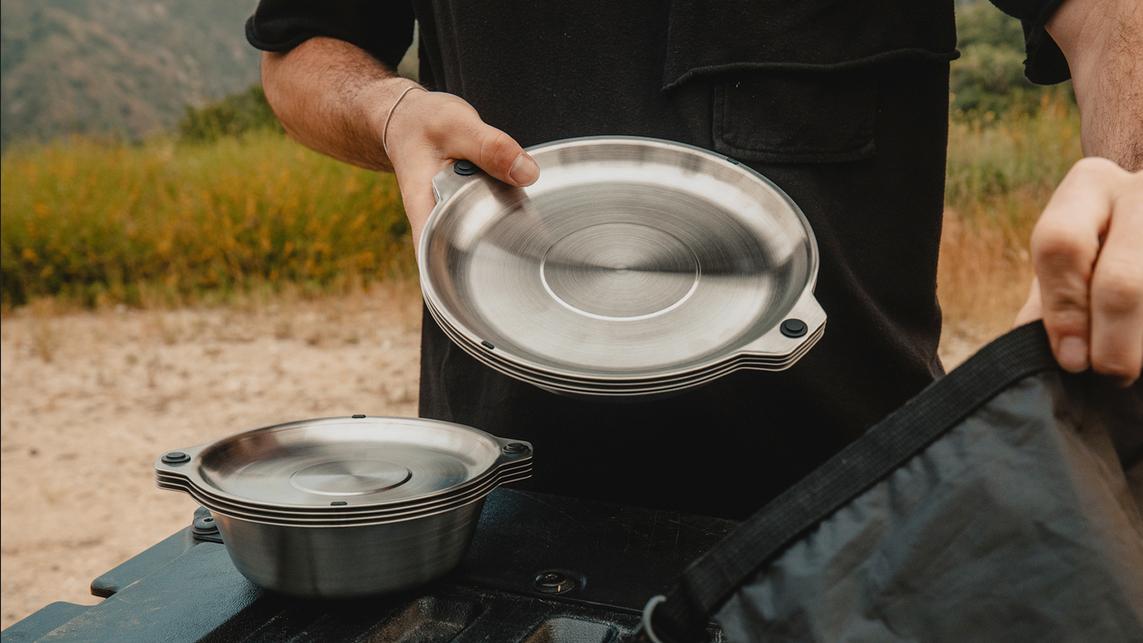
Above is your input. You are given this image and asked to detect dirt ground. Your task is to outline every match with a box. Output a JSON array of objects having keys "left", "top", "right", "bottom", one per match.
[{"left": 0, "top": 284, "right": 987, "bottom": 630}]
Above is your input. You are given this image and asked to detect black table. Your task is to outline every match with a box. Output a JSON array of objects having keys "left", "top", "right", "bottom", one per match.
[{"left": 3, "top": 489, "right": 736, "bottom": 642}]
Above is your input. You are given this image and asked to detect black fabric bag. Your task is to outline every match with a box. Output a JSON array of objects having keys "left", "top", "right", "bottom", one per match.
[{"left": 640, "top": 322, "right": 1143, "bottom": 643}]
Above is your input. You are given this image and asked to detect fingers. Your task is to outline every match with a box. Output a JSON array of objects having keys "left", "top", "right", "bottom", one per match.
[
  {"left": 1088, "top": 175, "right": 1143, "bottom": 383},
  {"left": 1031, "top": 159, "right": 1112, "bottom": 371},
  {"left": 1031, "top": 157, "right": 1143, "bottom": 384}
]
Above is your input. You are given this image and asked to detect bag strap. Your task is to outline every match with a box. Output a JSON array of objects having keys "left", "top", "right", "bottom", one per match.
[{"left": 640, "top": 322, "right": 1058, "bottom": 643}]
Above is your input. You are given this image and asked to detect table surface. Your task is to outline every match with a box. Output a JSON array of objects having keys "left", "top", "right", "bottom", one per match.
[{"left": 2, "top": 488, "right": 738, "bottom": 643}]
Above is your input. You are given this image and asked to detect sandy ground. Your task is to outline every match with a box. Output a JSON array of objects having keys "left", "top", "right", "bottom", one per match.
[
  {"left": 0, "top": 284, "right": 424, "bottom": 629},
  {"left": 0, "top": 284, "right": 988, "bottom": 630}
]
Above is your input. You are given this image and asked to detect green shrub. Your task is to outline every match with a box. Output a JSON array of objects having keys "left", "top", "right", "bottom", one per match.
[
  {"left": 951, "top": 2, "right": 1075, "bottom": 117},
  {"left": 178, "top": 85, "right": 285, "bottom": 143}
]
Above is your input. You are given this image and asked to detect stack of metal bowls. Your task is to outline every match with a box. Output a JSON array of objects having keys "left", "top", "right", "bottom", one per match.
[
  {"left": 419, "top": 136, "right": 826, "bottom": 399},
  {"left": 154, "top": 416, "right": 532, "bottom": 598}
]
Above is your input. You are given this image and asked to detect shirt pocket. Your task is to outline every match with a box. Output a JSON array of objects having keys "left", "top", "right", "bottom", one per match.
[
  {"left": 663, "top": 0, "right": 956, "bottom": 164},
  {"left": 713, "top": 69, "right": 877, "bottom": 164}
]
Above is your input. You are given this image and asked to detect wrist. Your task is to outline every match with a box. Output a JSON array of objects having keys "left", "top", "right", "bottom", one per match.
[
  {"left": 382, "top": 85, "right": 430, "bottom": 160},
  {"left": 362, "top": 78, "right": 423, "bottom": 148}
]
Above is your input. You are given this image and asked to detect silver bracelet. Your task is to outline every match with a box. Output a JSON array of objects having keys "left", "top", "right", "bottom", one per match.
[{"left": 382, "top": 84, "right": 429, "bottom": 161}]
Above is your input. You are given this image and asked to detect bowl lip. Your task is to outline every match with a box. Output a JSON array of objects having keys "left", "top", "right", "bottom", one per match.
[
  {"left": 429, "top": 300, "right": 826, "bottom": 396},
  {"left": 154, "top": 416, "right": 532, "bottom": 510},
  {"left": 418, "top": 135, "right": 821, "bottom": 381},
  {"left": 206, "top": 492, "right": 496, "bottom": 530},
  {"left": 155, "top": 462, "right": 532, "bottom": 521}
]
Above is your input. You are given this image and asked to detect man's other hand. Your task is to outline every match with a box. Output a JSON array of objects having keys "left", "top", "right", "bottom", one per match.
[{"left": 1014, "top": 158, "right": 1143, "bottom": 385}]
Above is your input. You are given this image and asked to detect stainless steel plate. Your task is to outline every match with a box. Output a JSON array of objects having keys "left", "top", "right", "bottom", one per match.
[
  {"left": 431, "top": 304, "right": 825, "bottom": 397},
  {"left": 154, "top": 461, "right": 532, "bottom": 520},
  {"left": 154, "top": 416, "right": 530, "bottom": 510},
  {"left": 155, "top": 469, "right": 532, "bottom": 526},
  {"left": 419, "top": 136, "right": 824, "bottom": 384},
  {"left": 427, "top": 293, "right": 824, "bottom": 389},
  {"left": 156, "top": 452, "right": 531, "bottom": 513}
]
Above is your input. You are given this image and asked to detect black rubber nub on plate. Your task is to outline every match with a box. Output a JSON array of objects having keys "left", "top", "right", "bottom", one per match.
[
  {"left": 162, "top": 451, "right": 190, "bottom": 465},
  {"left": 780, "top": 319, "right": 808, "bottom": 338},
  {"left": 454, "top": 160, "right": 477, "bottom": 176}
]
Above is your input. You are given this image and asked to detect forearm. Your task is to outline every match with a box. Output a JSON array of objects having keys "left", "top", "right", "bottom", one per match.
[
  {"left": 260, "top": 35, "right": 538, "bottom": 249},
  {"left": 261, "top": 36, "right": 419, "bottom": 172},
  {"left": 1046, "top": 0, "right": 1143, "bottom": 169}
]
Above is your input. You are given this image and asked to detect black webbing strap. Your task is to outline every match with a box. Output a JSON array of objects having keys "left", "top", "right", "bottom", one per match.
[{"left": 647, "top": 322, "right": 1059, "bottom": 642}]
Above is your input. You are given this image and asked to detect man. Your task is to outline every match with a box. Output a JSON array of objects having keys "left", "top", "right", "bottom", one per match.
[{"left": 246, "top": 0, "right": 1141, "bottom": 519}]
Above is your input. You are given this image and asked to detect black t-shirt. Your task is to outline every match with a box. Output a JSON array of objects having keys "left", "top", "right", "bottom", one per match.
[{"left": 246, "top": 0, "right": 1067, "bottom": 519}]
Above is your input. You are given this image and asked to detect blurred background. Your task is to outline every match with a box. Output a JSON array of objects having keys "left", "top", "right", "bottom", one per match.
[{"left": 1, "top": 0, "right": 1082, "bottom": 630}]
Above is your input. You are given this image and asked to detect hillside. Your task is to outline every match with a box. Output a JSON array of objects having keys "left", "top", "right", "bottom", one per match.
[{"left": 1, "top": 0, "right": 261, "bottom": 148}]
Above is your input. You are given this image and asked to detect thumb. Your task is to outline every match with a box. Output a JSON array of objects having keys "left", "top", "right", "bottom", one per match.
[{"left": 448, "top": 124, "right": 540, "bottom": 187}]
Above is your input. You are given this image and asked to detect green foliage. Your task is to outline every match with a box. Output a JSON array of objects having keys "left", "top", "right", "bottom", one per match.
[
  {"left": 945, "top": 94, "right": 1081, "bottom": 226},
  {"left": 951, "top": 1, "right": 1075, "bottom": 117},
  {"left": 1, "top": 133, "right": 414, "bottom": 308},
  {"left": 179, "top": 85, "right": 285, "bottom": 142}
]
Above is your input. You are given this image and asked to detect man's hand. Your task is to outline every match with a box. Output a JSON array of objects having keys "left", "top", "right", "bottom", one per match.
[
  {"left": 1011, "top": 0, "right": 1143, "bottom": 384},
  {"left": 1014, "top": 159, "right": 1143, "bottom": 385},
  {"left": 261, "top": 37, "right": 538, "bottom": 250},
  {"left": 383, "top": 90, "right": 539, "bottom": 250}
]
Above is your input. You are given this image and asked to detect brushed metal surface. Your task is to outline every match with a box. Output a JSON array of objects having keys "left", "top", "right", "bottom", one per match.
[
  {"left": 154, "top": 464, "right": 531, "bottom": 523},
  {"left": 213, "top": 499, "right": 487, "bottom": 598},
  {"left": 419, "top": 136, "right": 824, "bottom": 393},
  {"left": 427, "top": 292, "right": 824, "bottom": 383},
  {"left": 155, "top": 416, "right": 525, "bottom": 510},
  {"left": 155, "top": 457, "right": 531, "bottom": 514},
  {"left": 431, "top": 305, "right": 825, "bottom": 399}
]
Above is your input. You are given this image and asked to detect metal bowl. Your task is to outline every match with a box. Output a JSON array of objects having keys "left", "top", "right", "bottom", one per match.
[
  {"left": 154, "top": 416, "right": 533, "bottom": 597},
  {"left": 419, "top": 136, "right": 824, "bottom": 388},
  {"left": 211, "top": 498, "right": 488, "bottom": 598}
]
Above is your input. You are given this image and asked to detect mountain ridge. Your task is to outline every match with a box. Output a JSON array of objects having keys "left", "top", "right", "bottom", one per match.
[{"left": 1, "top": 0, "right": 261, "bottom": 149}]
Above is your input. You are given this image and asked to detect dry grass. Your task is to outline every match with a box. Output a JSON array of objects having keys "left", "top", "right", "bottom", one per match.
[
  {"left": 936, "top": 205, "right": 1037, "bottom": 367},
  {"left": 937, "top": 96, "right": 1082, "bottom": 367}
]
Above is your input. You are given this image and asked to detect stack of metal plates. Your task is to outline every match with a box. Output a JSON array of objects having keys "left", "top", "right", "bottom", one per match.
[
  {"left": 154, "top": 416, "right": 533, "bottom": 526},
  {"left": 419, "top": 136, "right": 826, "bottom": 399}
]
